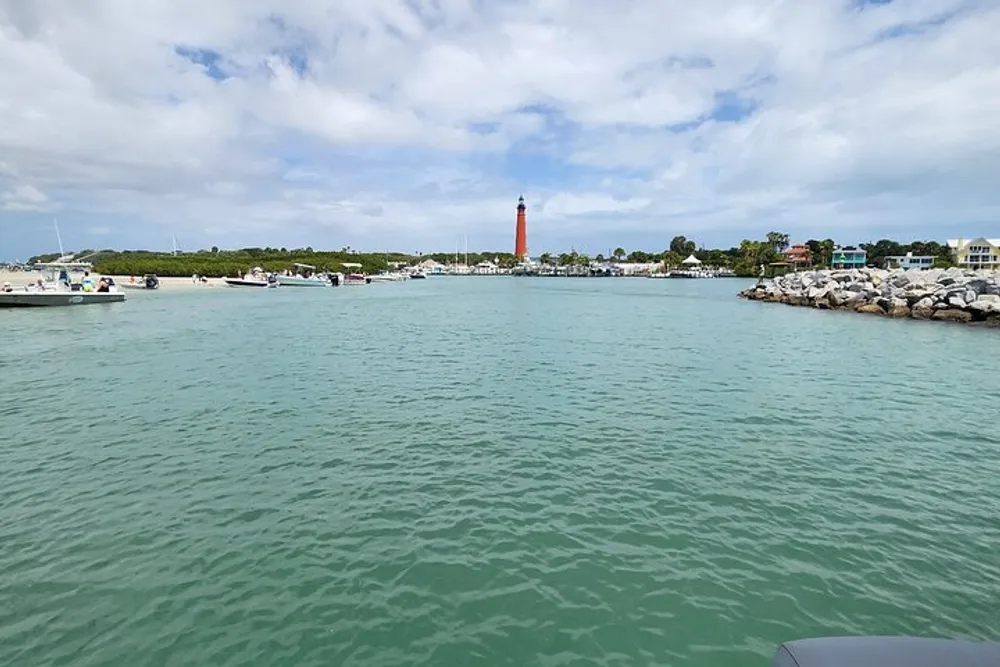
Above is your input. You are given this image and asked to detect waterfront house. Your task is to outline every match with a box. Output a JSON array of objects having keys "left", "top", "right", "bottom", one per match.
[
  {"left": 417, "top": 259, "right": 448, "bottom": 275},
  {"left": 947, "top": 238, "right": 1000, "bottom": 270},
  {"left": 884, "top": 252, "right": 935, "bottom": 270},
  {"left": 782, "top": 244, "right": 812, "bottom": 269},
  {"left": 831, "top": 246, "right": 867, "bottom": 269}
]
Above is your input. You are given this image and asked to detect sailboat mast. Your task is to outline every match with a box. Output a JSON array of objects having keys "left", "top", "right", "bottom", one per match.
[
  {"left": 53, "top": 218, "right": 64, "bottom": 257},
  {"left": 464, "top": 234, "right": 468, "bottom": 267}
]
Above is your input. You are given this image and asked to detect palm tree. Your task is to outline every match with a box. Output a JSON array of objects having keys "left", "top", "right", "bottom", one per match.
[
  {"left": 613, "top": 247, "right": 626, "bottom": 261},
  {"left": 766, "top": 232, "right": 790, "bottom": 253},
  {"left": 819, "top": 239, "right": 835, "bottom": 268}
]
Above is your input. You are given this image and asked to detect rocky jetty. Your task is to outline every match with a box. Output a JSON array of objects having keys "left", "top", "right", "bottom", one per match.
[{"left": 739, "top": 267, "right": 1000, "bottom": 325}]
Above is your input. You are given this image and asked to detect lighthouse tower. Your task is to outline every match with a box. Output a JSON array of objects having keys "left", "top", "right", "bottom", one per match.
[{"left": 515, "top": 195, "right": 528, "bottom": 260}]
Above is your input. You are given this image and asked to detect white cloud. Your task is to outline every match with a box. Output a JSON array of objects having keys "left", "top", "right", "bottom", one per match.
[
  {"left": 1, "top": 0, "right": 999, "bottom": 257},
  {"left": 1, "top": 184, "right": 49, "bottom": 211}
]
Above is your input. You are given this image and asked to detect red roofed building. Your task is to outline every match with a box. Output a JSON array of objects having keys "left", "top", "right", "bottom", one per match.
[{"left": 782, "top": 244, "right": 812, "bottom": 269}]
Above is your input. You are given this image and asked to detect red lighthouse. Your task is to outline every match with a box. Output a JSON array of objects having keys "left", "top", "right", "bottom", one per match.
[{"left": 515, "top": 195, "right": 528, "bottom": 260}]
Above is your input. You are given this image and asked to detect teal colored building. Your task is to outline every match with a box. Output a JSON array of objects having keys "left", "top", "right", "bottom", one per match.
[{"left": 831, "top": 246, "right": 867, "bottom": 269}]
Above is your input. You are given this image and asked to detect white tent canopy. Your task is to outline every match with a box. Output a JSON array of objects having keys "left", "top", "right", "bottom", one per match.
[{"left": 682, "top": 254, "right": 702, "bottom": 265}]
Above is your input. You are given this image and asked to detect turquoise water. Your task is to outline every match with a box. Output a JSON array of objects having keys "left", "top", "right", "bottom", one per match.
[{"left": 2, "top": 277, "right": 999, "bottom": 667}]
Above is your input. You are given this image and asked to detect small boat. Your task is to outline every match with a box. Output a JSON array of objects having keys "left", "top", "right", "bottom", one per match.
[
  {"left": 224, "top": 268, "right": 275, "bottom": 288},
  {"left": 275, "top": 263, "right": 329, "bottom": 287},
  {"left": 344, "top": 273, "right": 371, "bottom": 285},
  {"left": 668, "top": 269, "right": 716, "bottom": 278},
  {"left": 407, "top": 269, "right": 427, "bottom": 279},
  {"left": 339, "top": 263, "right": 370, "bottom": 285},
  {"left": 0, "top": 261, "right": 125, "bottom": 307},
  {"left": 121, "top": 274, "right": 160, "bottom": 290},
  {"left": 369, "top": 271, "right": 408, "bottom": 283}
]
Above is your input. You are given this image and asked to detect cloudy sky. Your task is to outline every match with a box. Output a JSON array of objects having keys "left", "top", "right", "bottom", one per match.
[{"left": 1, "top": 0, "right": 998, "bottom": 259}]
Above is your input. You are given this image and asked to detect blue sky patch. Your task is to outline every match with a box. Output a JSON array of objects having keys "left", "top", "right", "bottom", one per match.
[
  {"left": 710, "top": 90, "right": 757, "bottom": 122},
  {"left": 873, "top": 10, "right": 958, "bottom": 41},
  {"left": 264, "top": 14, "right": 311, "bottom": 75},
  {"left": 174, "top": 46, "right": 229, "bottom": 81}
]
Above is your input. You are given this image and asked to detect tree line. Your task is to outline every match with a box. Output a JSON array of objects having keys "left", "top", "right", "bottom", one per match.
[
  {"left": 731, "top": 235, "right": 953, "bottom": 276},
  {"left": 27, "top": 235, "right": 955, "bottom": 278},
  {"left": 28, "top": 247, "right": 408, "bottom": 278}
]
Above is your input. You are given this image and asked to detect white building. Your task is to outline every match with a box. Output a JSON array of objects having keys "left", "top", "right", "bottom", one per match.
[
  {"left": 884, "top": 252, "right": 935, "bottom": 270},
  {"left": 417, "top": 259, "right": 448, "bottom": 275}
]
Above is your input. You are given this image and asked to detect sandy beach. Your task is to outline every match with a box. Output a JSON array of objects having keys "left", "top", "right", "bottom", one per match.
[{"left": 0, "top": 270, "right": 227, "bottom": 292}]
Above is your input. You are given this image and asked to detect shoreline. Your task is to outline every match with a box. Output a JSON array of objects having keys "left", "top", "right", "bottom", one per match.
[
  {"left": 740, "top": 267, "right": 1000, "bottom": 326},
  {"left": 0, "top": 271, "right": 227, "bottom": 292}
]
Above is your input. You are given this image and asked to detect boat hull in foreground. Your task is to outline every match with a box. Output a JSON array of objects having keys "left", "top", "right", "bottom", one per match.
[
  {"left": 772, "top": 636, "right": 1000, "bottom": 667},
  {"left": 224, "top": 279, "right": 271, "bottom": 288},
  {"left": 0, "top": 292, "right": 125, "bottom": 307},
  {"left": 275, "top": 276, "right": 329, "bottom": 287}
]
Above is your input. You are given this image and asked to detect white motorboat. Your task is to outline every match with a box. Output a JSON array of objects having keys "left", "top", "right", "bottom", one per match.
[
  {"left": 275, "top": 263, "right": 329, "bottom": 287},
  {"left": 407, "top": 268, "right": 428, "bottom": 279},
  {"left": 369, "top": 271, "right": 408, "bottom": 283},
  {"left": 0, "top": 261, "right": 125, "bottom": 307},
  {"left": 224, "top": 267, "right": 275, "bottom": 288}
]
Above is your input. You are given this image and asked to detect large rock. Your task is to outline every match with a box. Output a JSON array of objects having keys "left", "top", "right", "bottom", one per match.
[
  {"left": 888, "top": 303, "right": 911, "bottom": 318},
  {"left": 966, "top": 279, "right": 990, "bottom": 294},
  {"left": 968, "top": 295, "right": 1000, "bottom": 314},
  {"left": 856, "top": 303, "right": 885, "bottom": 315},
  {"left": 932, "top": 309, "right": 973, "bottom": 323},
  {"left": 890, "top": 273, "right": 912, "bottom": 288},
  {"left": 910, "top": 297, "right": 936, "bottom": 319},
  {"left": 806, "top": 284, "right": 829, "bottom": 300},
  {"left": 948, "top": 295, "right": 968, "bottom": 309}
]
